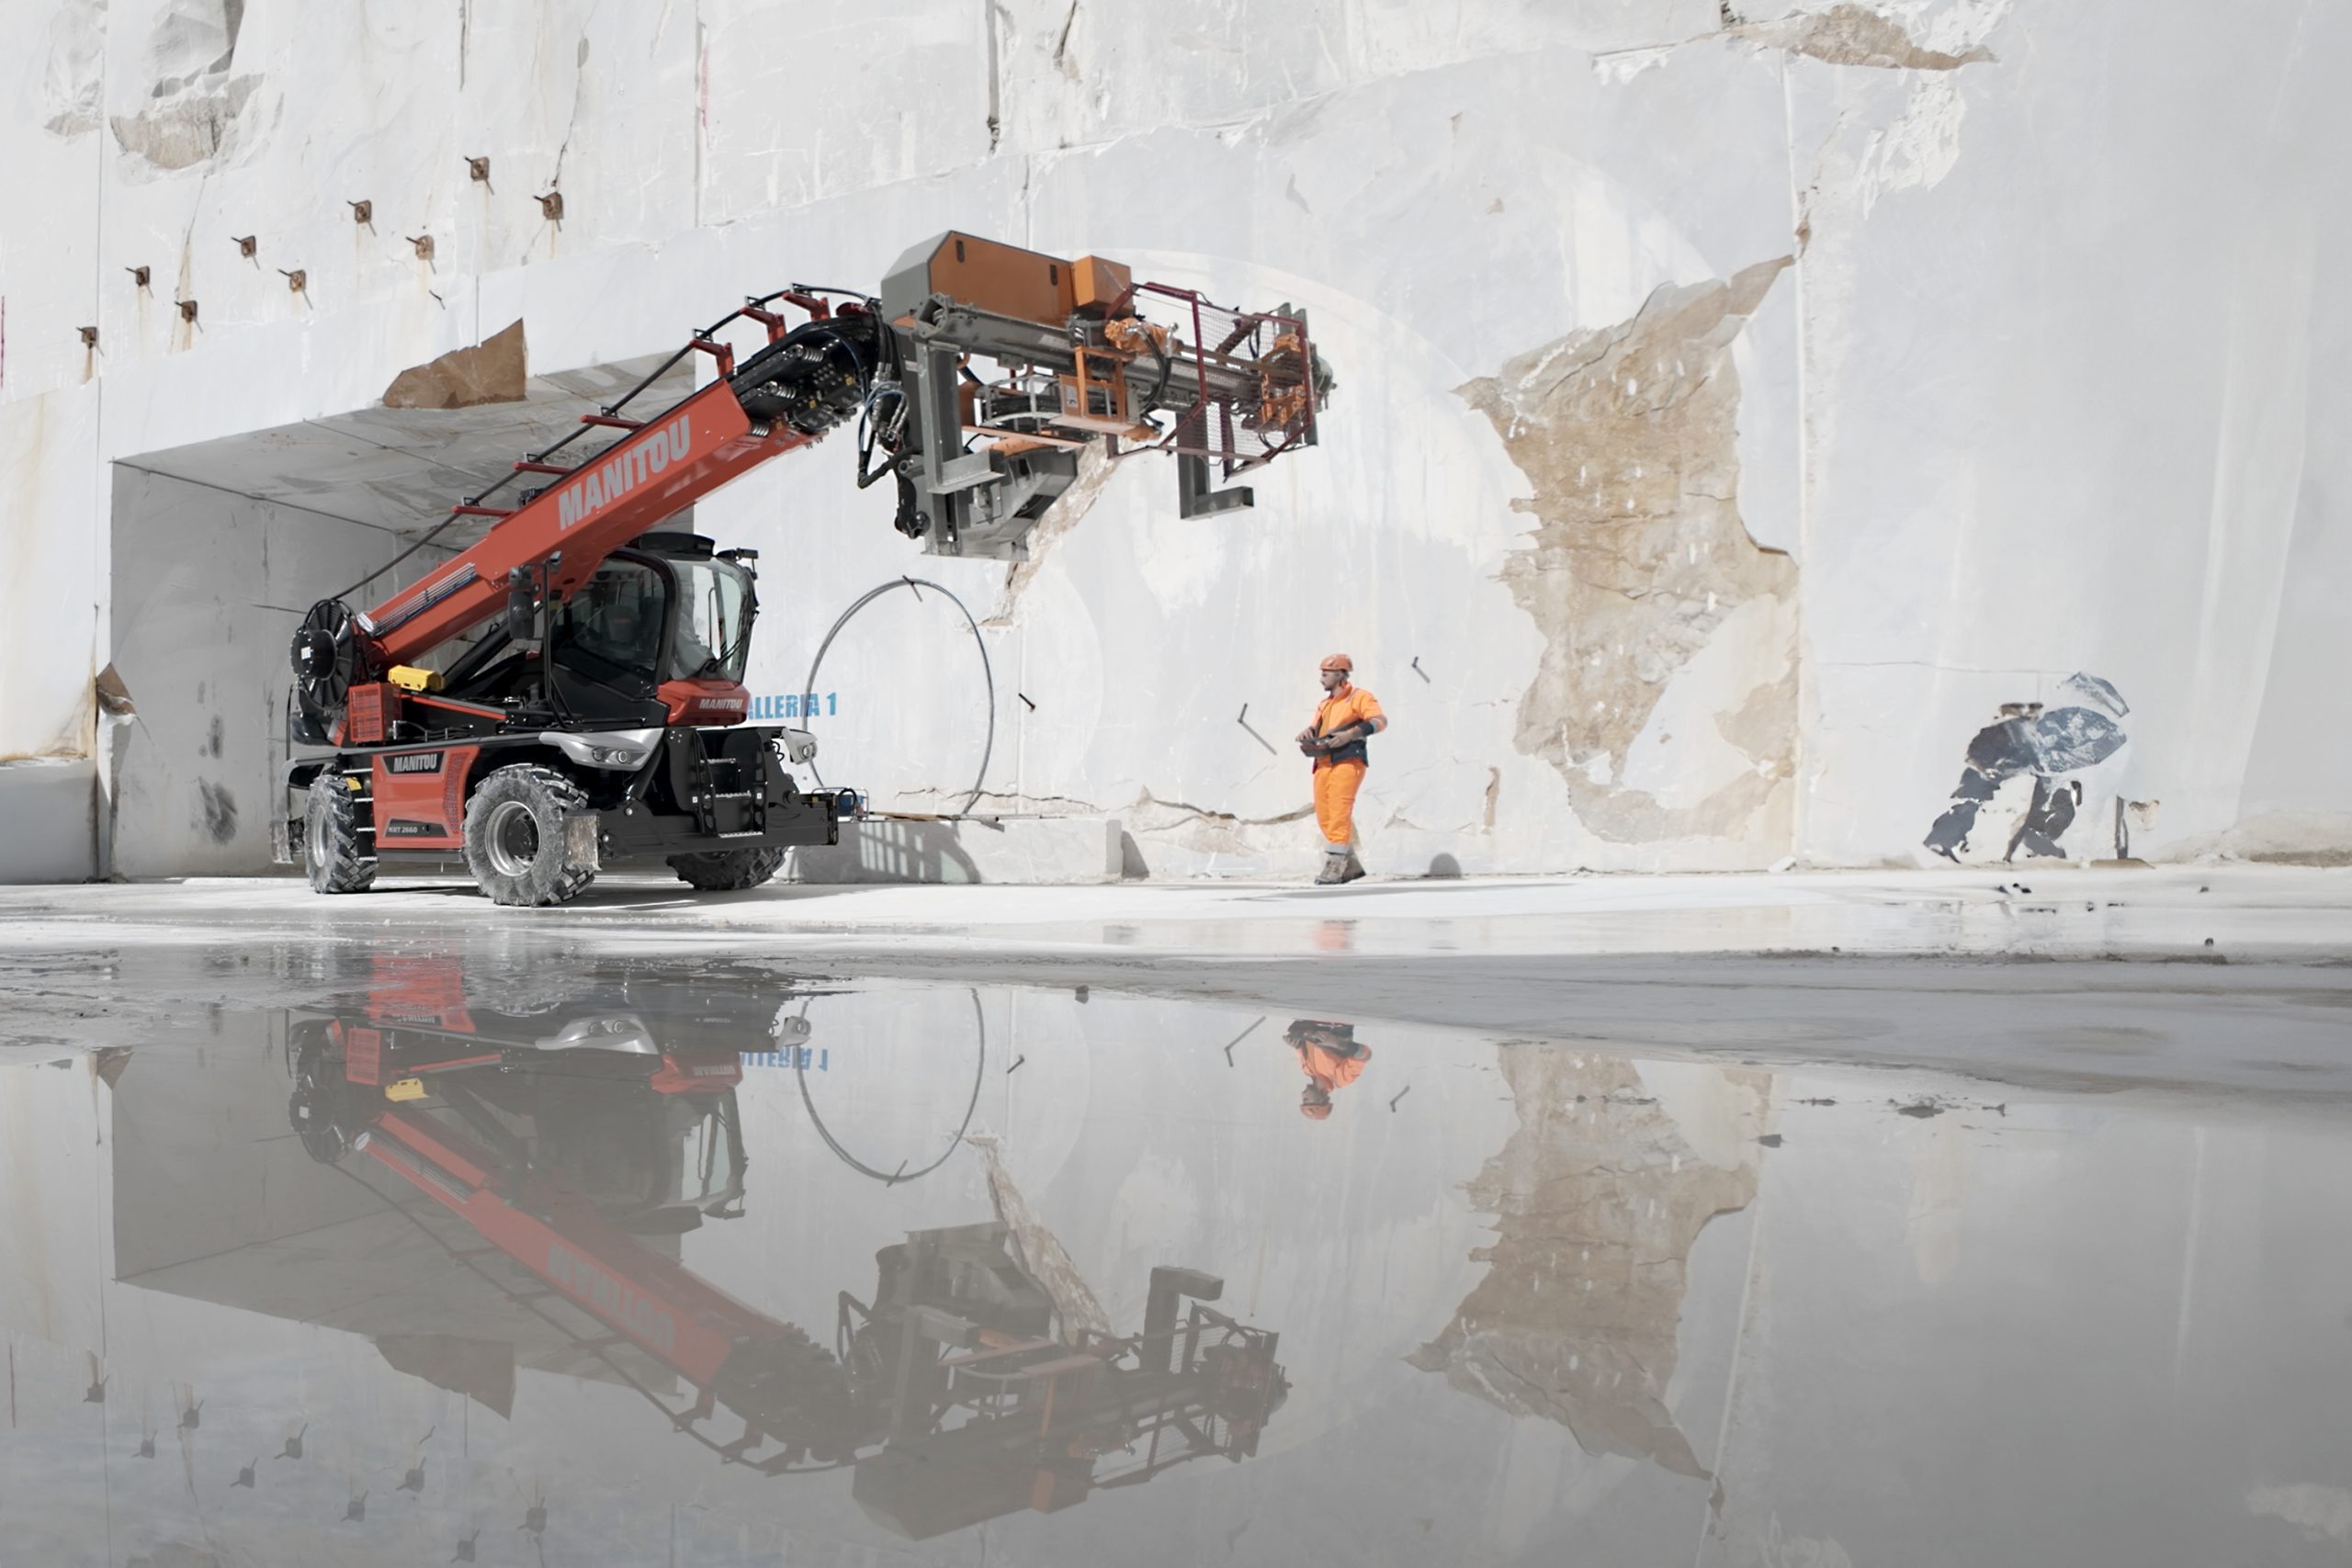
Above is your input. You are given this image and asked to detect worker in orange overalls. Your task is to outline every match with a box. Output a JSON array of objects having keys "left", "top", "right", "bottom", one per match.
[
  {"left": 1295, "top": 653, "right": 1386, "bottom": 885},
  {"left": 1287, "top": 1019, "right": 1373, "bottom": 1121}
]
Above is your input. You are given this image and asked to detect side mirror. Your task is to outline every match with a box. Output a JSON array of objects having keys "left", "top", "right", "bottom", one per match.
[{"left": 504, "top": 567, "right": 537, "bottom": 641}]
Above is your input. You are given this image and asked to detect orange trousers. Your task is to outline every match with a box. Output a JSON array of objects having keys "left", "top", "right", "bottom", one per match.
[{"left": 1312, "top": 760, "right": 1364, "bottom": 846}]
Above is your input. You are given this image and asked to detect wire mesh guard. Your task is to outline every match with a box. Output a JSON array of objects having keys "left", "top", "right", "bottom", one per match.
[{"left": 1134, "top": 287, "right": 1321, "bottom": 477}]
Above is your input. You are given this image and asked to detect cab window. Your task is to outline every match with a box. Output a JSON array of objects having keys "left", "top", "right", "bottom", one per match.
[
  {"left": 667, "top": 559, "right": 753, "bottom": 682},
  {"left": 556, "top": 561, "right": 665, "bottom": 683}
]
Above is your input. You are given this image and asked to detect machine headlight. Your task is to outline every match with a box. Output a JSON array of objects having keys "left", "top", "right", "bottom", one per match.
[{"left": 543, "top": 728, "right": 663, "bottom": 770}]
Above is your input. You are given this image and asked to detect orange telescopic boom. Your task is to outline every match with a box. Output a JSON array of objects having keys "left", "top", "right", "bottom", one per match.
[{"left": 279, "top": 235, "right": 1331, "bottom": 908}]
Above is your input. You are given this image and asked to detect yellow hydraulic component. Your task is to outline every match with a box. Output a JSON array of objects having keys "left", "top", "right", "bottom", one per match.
[
  {"left": 386, "top": 665, "right": 444, "bottom": 693},
  {"left": 384, "top": 1077, "right": 427, "bottom": 1102}
]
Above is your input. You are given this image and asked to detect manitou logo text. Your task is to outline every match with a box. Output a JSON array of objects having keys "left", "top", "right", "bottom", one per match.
[
  {"left": 557, "top": 413, "right": 695, "bottom": 532},
  {"left": 545, "top": 1240, "right": 678, "bottom": 1354},
  {"left": 385, "top": 752, "right": 442, "bottom": 773}
]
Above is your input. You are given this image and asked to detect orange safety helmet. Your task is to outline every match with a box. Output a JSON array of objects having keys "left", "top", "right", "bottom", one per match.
[{"left": 1318, "top": 653, "right": 1353, "bottom": 673}]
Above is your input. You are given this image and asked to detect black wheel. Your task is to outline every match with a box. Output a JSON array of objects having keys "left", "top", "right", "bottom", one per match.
[
  {"left": 461, "top": 765, "right": 598, "bottom": 907},
  {"left": 303, "top": 773, "right": 376, "bottom": 894},
  {"left": 667, "top": 845, "right": 787, "bottom": 892}
]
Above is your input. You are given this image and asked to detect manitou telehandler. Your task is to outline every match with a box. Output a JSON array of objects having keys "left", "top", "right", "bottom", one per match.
[{"left": 277, "top": 233, "right": 1331, "bottom": 905}]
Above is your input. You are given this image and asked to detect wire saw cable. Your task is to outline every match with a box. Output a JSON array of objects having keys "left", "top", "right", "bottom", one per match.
[
  {"left": 795, "top": 988, "right": 987, "bottom": 1187},
  {"left": 797, "top": 577, "right": 996, "bottom": 818}
]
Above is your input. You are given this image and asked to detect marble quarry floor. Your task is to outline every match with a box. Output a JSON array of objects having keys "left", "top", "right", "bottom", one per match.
[{"left": 0, "top": 866, "right": 2346, "bottom": 1564}]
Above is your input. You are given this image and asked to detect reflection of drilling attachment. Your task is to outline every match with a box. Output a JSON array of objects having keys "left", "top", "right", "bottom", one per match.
[{"left": 844, "top": 1243, "right": 1285, "bottom": 1540}]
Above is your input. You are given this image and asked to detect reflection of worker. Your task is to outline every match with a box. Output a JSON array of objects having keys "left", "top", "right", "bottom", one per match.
[
  {"left": 1295, "top": 654, "right": 1386, "bottom": 885},
  {"left": 1286, "top": 1019, "right": 1372, "bottom": 1121}
]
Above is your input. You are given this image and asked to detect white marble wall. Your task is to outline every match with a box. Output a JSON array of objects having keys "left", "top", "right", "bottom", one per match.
[{"left": 2, "top": 0, "right": 2344, "bottom": 878}]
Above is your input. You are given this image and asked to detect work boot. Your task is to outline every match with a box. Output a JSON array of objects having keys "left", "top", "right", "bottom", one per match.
[
  {"left": 1339, "top": 848, "right": 1366, "bottom": 884},
  {"left": 1315, "top": 846, "right": 1350, "bottom": 885}
]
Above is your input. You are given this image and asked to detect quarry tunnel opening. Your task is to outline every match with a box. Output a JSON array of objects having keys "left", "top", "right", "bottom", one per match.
[{"left": 104, "top": 344, "right": 696, "bottom": 877}]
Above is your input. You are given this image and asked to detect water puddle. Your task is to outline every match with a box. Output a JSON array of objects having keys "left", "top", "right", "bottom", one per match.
[{"left": 1, "top": 953, "right": 2348, "bottom": 1564}]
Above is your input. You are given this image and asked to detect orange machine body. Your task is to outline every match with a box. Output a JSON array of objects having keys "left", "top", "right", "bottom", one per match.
[
  {"left": 359, "top": 378, "right": 795, "bottom": 669},
  {"left": 888, "top": 232, "right": 1134, "bottom": 329}
]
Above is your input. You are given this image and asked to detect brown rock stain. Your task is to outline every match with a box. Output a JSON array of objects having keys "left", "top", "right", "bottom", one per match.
[
  {"left": 1733, "top": 4, "right": 1995, "bottom": 71},
  {"left": 1410, "top": 1045, "right": 1767, "bottom": 1480},
  {"left": 1460, "top": 259, "right": 1796, "bottom": 847},
  {"left": 1713, "top": 668, "right": 1797, "bottom": 770}
]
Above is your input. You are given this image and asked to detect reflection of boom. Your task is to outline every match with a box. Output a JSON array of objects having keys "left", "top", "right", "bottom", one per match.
[
  {"left": 290, "top": 1006, "right": 1286, "bottom": 1535},
  {"left": 349, "top": 1097, "right": 861, "bottom": 1455}
]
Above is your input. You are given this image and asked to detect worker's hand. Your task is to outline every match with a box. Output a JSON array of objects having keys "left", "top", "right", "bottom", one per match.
[{"left": 1297, "top": 736, "right": 1325, "bottom": 756}]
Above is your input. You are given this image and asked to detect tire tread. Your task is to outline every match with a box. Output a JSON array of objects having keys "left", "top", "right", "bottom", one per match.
[
  {"left": 304, "top": 773, "right": 377, "bottom": 895},
  {"left": 668, "top": 845, "right": 787, "bottom": 892},
  {"left": 461, "top": 764, "right": 598, "bottom": 908}
]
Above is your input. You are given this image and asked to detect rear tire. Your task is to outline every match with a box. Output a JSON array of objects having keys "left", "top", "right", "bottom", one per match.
[
  {"left": 462, "top": 765, "right": 598, "bottom": 908},
  {"left": 303, "top": 773, "right": 376, "bottom": 895},
  {"left": 667, "top": 846, "right": 787, "bottom": 892}
]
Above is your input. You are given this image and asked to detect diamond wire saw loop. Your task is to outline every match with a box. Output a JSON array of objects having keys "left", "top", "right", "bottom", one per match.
[
  {"left": 794, "top": 988, "right": 986, "bottom": 1187},
  {"left": 797, "top": 577, "right": 995, "bottom": 818}
]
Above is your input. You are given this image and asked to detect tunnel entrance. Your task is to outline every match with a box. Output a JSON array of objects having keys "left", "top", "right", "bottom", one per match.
[{"left": 106, "top": 341, "right": 695, "bottom": 876}]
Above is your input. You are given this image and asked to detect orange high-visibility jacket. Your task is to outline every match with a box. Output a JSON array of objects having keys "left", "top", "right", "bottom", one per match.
[
  {"left": 1297, "top": 1042, "right": 1372, "bottom": 1092},
  {"left": 1312, "top": 685, "right": 1385, "bottom": 770}
]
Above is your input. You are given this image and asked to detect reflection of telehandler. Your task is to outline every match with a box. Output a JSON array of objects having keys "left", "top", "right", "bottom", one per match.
[{"left": 288, "top": 995, "right": 1287, "bottom": 1540}]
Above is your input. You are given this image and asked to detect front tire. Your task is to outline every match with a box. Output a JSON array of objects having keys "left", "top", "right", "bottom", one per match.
[
  {"left": 462, "top": 765, "right": 598, "bottom": 907},
  {"left": 303, "top": 773, "right": 376, "bottom": 894},
  {"left": 667, "top": 846, "right": 786, "bottom": 892}
]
